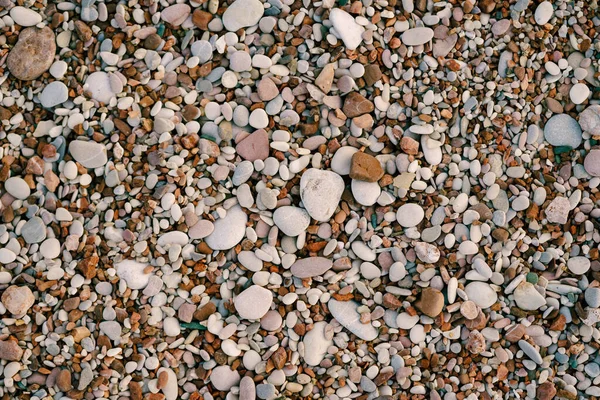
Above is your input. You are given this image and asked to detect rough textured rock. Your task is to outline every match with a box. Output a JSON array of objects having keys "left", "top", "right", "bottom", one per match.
[{"left": 7, "top": 27, "right": 56, "bottom": 81}]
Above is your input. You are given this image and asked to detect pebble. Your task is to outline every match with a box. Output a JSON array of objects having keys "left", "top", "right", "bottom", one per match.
[
  {"left": 350, "top": 152, "right": 384, "bottom": 182},
  {"left": 7, "top": 27, "right": 56, "bottom": 81},
  {"left": 210, "top": 366, "right": 241, "bottom": 391},
  {"left": 273, "top": 206, "right": 311, "bottom": 236},
  {"left": 39, "top": 81, "right": 69, "bottom": 108},
  {"left": 396, "top": 204, "right": 424, "bottom": 227},
  {"left": 567, "top": 257, "right": 591, "bottom": 275},
  {"left": 329, "top": 8, "right": 365, "bottom": 50},
  {"left": 465, "top": 282, "right": 497, "bottom": 309},
  {"left": 401, "top": 27, "right": 434, "bottom": 46},
  {"left": 300, "top": 169, "right": 344, "bottom": 222},
  {"left": 21, "top": 217, "right": 46, "bottom": 244},
  {"left": 544, "top": 114, "right": 582, "bottom": 148},
  {"left": 570, "top": 83, "right": 590, "bottom": 104},
  {"left": 534, "top": 1, "right": 553, "bottom": 25},
  {"left": 68, "top": 140, "right": 108, "bottom": 168},
  {"left": 234, "top": 285, "right": 273, "bottom": 320},
  {"left": 328, "top": 299, "right": 378, "bottom": 341},
  {"left": 514, "top": 282, "right": 546, "bottom": 310},
  {"left": 291, "top": 257, "right": 333, "bottom": 278},
  {"left": 302, "top": 321, "right": 333, "bottom": 366},
  {"left": 222, "top": 0, "right": 264, "bottom": 32},
  {"left": 204, "top": 205, "right": 248, "bottom": 250},
  {"left": 1, "top": 285, "right": 35, "bottom": 315},
  {"left": 115, "top": 260, "right": 150, "bottom": 290},
  {"left": 331, "top": 146, "right": 359, "bottom": 175},
  {"left": 11, "top": 7, "right": 42, "bottom": 26},
  {"left": 584, "top": 149, "right": 600, "bottom": 176},
  {"left": 160, "top": 4, "right": 190, "bottom": 26},
  {"left": 580, "top": 105, "right": 600, "bottom": 135},
  {"left": 585, "top": 287, "right": 600, "bottom": 308},
  {"left": 5, "top": 177, "right": 31, "bottom": 199},
  {"left": 545, "top": 196, "right": 571, "bottom": 224}
]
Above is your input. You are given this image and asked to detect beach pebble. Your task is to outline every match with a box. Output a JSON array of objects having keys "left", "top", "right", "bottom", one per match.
[
  {"left": 222, "top": 0, "right": 264, "bottom": 32},
  {"left": 544, "top": 114, "right": 582, "bottom": 148},
  {"left": 465, "top": 282, "right": 497, "bottom": 309},
  {"left": 302, "top": 321, "right": 333, "bottom": 366},
  {"left": 40, "top": 81, "right": 69, "bottom": 108},
  {"left": 328, "top": 299, "right": 378, "bottom": 341},
  {"left": 10, "top": 7, "right": 42, "bottom": 26},
  {"left": 205, "top": 206, "right": 248, "bottom": 250},
  {"left": 7, "top": 27, "right": 56, "bottom": 81},
  {"left": 396, "top": 204, "right": 424, "bottom": 227},
  {"left": 5, "top": 177, "right": 30, "bottom": 199},
  {"left": 329, "top": 8, "right": 365, "bottom": 50},
  {"left": 115, "top": 260, "right": 150, "bottom": 290},
  {"left": 514, "top": 282, "right": 546, "bottom": 310},
  {"left": 291, "top": 257, "right": 333, "bottom": 278},
  {"left": 300, "top": 169, "right": 344, "bottom": 222},
  {"left": 402, "top": 27, "right": 434, "bottom": 46},
  {"left": 1, "top": 285, "right": 35, "bottom": 315},
  {"left": 234, "top": 285, "right": 273, "bottom": 320},
  {"left": 568, "top": 257, "right": 591, "bottom": 275},
  {"left": 534, "top": 1, "right": 553, "bottom": 25},
  {"left": 273, "top": 206, "right": 311, "bottom": 236},
  {"left": 210, "top": 366, "right": 241, "bottom": 391}
]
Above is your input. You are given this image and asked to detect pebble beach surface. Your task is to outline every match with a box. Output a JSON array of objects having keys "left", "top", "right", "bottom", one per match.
[{"left": 1, "top": 0, "right": 600, "bottom": 399}]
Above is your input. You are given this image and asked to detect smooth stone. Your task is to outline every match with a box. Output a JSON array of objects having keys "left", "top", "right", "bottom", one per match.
[
  {"left": 40, "top": 238, "right": 61, "bottom": 259},
  {"left": 10, "top": 7, "right": 42, "bottom": 26},
  {"left": 396, "top": 204, "right": 424, "bottom": 227},
  {"left": 0, "top": 249, "right": 17, "bottom": 264},
  {"left": 40, "top": 81, "right": 69, "bottom": 108},
  {"left": 544, "top": 114, "right": 582, "bottom": 148},
  {"left": 234, "top": 285, "right": 273, "bottom": 320},
  {"left": 519, "top": 340, "right": 543, "bottom": 364},
  {"left": 584, "top": 149, "right": 600, "bottom": 176},
  {"left": 115, "top": 260, "right": 150, "bottom": 290},
  {"left": 157, "top": 368, "right": 178, "bottom": 400},
  {"left": 328, "top": 299, "right": 378, "bottom": 341},
  {"left": 157, "top": 231, "right": 188, "bottom": 246},
  {"left": 273, "top": 206, "right": 311, "bottom": 236},
  {"left": 239, "top": 376, "right": 256, "bottom": 400},
  {"left": 402, "top": 27, "right": 434, "bottom": 46},
  {"left": 351, "top": 180, "right": 380, "bottom": 206},
  {"left": 222, "top": 0, "right": 264, "bottom": 32},
  {"left": 568, "top": 256, "right": 591, "bottom": 275},
  {"left": 5, "top": 177, "right": 30, "bottom": 199},
  {"left": 249, "top": 109, "right": 269, "bottom": 129},
  {"left": 163, "top": 317, "right": 180, "bottom": 337},
  {"left": 302, "top": 321, "right": 332, "bottom": 366},
  {"left": 545, "top": 196, "right": 570, "bottom": 224},
  {"left": 238, "top": 251, "right": 263, "bottom": 272},
  {"left": 580, "top": 105, "right": 600, "bottom": 135},
  {"left": 465, "top": 282, "right": 497, "bottom": 309},
  {"left": 21, "top": 217, "right": 46, "bottom": 244},
  {"left": 534, "top": 1, "right": 553, "bottom": 25},
  {"left": 160, "top": 4, "right": 190, "bottom": 26},
  {"left": 7, "top": 27, "right": 56, "bottom": 81},
  {"left": 85, "top": 71, "right": 122, "bottom": 103},
  {"left": 236, "top": 129, "right": 269, "bottom": 161},
  {"left": 396, "top": 312, "right": 419, "bottom": 329},
  {"left": 291, "top": 257, "right": 333, "bottom": 278},
  {"left": 205, "top": 205, "right": 248, "bottom": 250},
  {"left": 188, "top": 220, "right": 215, "bottom": 240},
  {"left": 300, "top": 168, "right": 344, "bottom": 222},
  {"left": 570, "top": 83, "right": 590, "bottom": 104},
  {"left": 1, "top": 285, "right": 35, "bottom": 315},
  {"left": 210, "top": 366, "right": 241, "bottom": 391},
  {"left": 329, "top": 8, "right": 365, "bottom": 50},
  {"left": 331, "top": 147, "right": 359, "bottom": 175},
  {"left": 514, "top": 282, "right": 546, "bottom": 310},
  {"left": 260, "top": 310, "right": 282, "bottom": 331},
  {"left": 586, "top": 288, "right": 600, "bottom": 308},
  {"left": 69, "top": 140, "right": 107, "bottom": 168}
]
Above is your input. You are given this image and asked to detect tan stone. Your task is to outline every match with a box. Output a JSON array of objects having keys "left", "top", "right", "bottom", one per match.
[
  {"left": 349, "top": 152, "right": 384, "bottom": 182},
  {"left": 416, "top": 288, "right": 444, "bottom": 317}
]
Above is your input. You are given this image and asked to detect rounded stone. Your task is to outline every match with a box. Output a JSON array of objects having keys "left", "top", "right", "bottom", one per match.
[
  {"left": 465, "top": 282, "right": 497, "bottom": 309},
  {"left": 544, "top": 114, "right": 582, "bottom": 148},
  {"left": 234, "top": 285, "right": 273, "bottom": 320},
  {"left": 5, "top": 177, "right": 31, "bottom": 199},
  {"left": 273, "top": 206, "right": 311, "bottom": 237},
  {"left": 7, "top": 27, "right": 56, "bottom": 81},
  {"left": 204, "top": 205, "right": 248, "bottom": 250},
  {"left": 396, "top": 204, "right": 424, "bottom": 227},
  {"left": 300, "top": 169, "right": 345, "bottom": 222}
]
